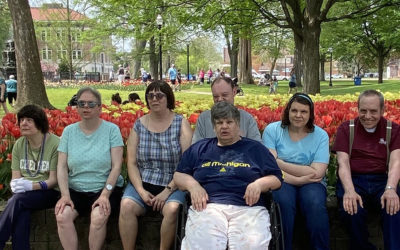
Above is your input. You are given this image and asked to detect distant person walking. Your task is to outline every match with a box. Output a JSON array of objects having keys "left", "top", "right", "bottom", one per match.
[
  {"left": 176, "top": 69, "right": 182, "bottom": 92},
  {"left": 288, "top": 68, "right": 297, "bottom": 94},
  {"left": 168, "top": 64, "right": 177, "bottom": 91},
  {"left": 0, "top": 72, "right": 9, "bottom": 114},
  {"left": 118, "top": 65, "right": 125, "bottom": 84},
  {"left": 6, "top": 75, "right": 17, "bottom": 106},
  {"left": 198, "top": 69, "right": 205, "bottom": 85},
  {"left": 270, "top": 76, "right": 278, "bottom": 94},
  {"left": 207, "top": 67, "right": 213, "bottom": 84}
]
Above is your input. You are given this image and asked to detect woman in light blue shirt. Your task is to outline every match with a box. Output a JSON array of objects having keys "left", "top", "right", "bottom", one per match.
[
  {"left": 55, "top": 87, "right": 124, "bottom": 250},
  {"left": 262, "top": 93, "right": 330, "bottom": 250}
]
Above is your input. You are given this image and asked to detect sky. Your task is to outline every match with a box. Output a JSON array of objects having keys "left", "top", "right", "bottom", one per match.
[{"left": 27, "top": 0, "right": 225, "bottom": 54}]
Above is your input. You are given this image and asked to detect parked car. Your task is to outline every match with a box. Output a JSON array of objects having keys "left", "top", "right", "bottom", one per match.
[
  {"left": 252, "top": 69, "right": 262, "bottom": 79},
  {"left": 275, "top": 75, "right": 289, "bottom": 81},
  {"left": 363, "top": 72, "right": 379, "bottom": 78}
]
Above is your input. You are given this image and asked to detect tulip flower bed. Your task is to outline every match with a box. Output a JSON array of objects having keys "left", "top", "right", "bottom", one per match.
[{"left": 1, "top": 92, "right": 400, "bottom": 199}]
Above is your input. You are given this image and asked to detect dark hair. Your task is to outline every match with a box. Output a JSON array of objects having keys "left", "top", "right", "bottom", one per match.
[
  {"left": 77, "top": 87, "right": 102, "bottom": 104},
  {"left": 145, "top": 80, "right": 175, "bottom": 109},
  {"left": 122, "top": 100, "right": 130, "bottom": 105},
  {"left": 281, "top": 93, "right": 315, "bottom": 132},
  {"left": 211, "top": 102, "right": 240, "bottom": 127},
  {"left": 211, "top": 76, "right": 236, "bottom": 89},
  {"left": 128, "top": 92, "right": 141, "bottom": 103},
  {"left": 68, "top": 94, "right": 78, "bottom": 106},
  {"left": 17, "top": 105, "right": 49, "bottom": 134},
  {"left": 112, "top": 93, "right": 122, "bottom": 104},
  {"left": 358, "top": 89, "right": 384, "bottom": 110}
]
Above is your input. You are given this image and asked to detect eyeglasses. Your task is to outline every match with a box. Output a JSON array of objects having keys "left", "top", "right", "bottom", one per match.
[
  {"left": 146, "top": 92, "right": 166, "bottom": 100},
  {"left": 77, "top": 101, "right": 100, "bottom": 108}
]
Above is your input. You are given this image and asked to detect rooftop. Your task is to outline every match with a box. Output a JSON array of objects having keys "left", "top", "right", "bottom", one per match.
[{"left": 31, "top": 7, "right": 87, "bottom": 21}]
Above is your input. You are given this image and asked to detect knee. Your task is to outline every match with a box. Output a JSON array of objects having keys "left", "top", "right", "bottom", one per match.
[
  {"left": 90, "top": 208, "right": 109, "bottom": 230},
  {"left": 56, "top": 207, "right": 75, "bottom": 226},
  {"left": 119, "top": 199, "right": 143, "bottom": 220},
  {"left": 162, "top": 202, "right": 180, "bottom": 221}
]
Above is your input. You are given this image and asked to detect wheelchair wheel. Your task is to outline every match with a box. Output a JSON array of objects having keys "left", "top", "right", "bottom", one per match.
[
  {"left": 174, "top": 196, "right": 189, "bottom": 250},
  {"left": 268, "top": 201, "right": 285, "bottom": 250}
]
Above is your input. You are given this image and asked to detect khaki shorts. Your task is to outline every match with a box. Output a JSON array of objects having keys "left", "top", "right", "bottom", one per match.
[{"left": 182, "top": 203, "right": 271, "bottom": 250}]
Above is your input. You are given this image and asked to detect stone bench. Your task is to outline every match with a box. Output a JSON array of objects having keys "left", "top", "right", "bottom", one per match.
[{"left": 1, "top": 197, "right": 384, "bottom": 249}]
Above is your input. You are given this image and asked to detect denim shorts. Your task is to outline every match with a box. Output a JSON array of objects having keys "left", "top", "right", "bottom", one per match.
[{"left": 122, "top": 182, "right": 186, "bottom": 212}]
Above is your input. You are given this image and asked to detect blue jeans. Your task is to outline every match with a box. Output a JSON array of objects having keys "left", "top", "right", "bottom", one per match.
[
  {"left": 273, "top": 182, "right": 329, "bottom": 250},
  {"left": 0, "top": 189, "right": 59, "bottom": 250},
  {"left": 336, "top": 174, "right": 400, "bottom": 250}
]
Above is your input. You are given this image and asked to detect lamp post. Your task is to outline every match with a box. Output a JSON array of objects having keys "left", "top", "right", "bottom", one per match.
[
  {"left": 328, "top": 47, "right": 333, "bottom": 87},
  {"left": 284, "top": 56, "right": 287, "bottom": 78},
  {"left": 156, "top": 14, "right": 163, "bottom": 80},
  {"left": 187, "top": 44, "right": 189, "bottom": 80}
]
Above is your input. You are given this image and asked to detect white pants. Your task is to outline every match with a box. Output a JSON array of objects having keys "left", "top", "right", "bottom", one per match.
[{"left": 181, "top": 203, "right": 271, "bottom": 250}]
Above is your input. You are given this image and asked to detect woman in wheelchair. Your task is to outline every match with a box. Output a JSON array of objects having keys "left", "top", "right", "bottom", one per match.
[{"left": 174, "top": 102, "right": 282, "bottom": 249}]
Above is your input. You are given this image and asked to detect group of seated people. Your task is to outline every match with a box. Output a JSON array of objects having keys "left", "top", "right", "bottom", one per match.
[
  {"left": 112, "top": 92, "right": 142, "bottom": 105},
  {"left": 0, "top": 76, "right": 399, "bottom": 250}
]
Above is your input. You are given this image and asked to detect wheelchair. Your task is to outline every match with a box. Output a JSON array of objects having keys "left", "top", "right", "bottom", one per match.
[{"left": 174, "top": 192, "right": 284, "bottom": 250}]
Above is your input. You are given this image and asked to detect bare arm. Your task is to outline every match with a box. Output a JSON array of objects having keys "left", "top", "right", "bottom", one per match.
[
  {"left": 167, "top": 117, "right": 193, "bottom": 191},
  {"left": 174, "top": 171, "right": 208, "bottom": 211},
  {"left": 0, "top": 84, "right": 5, "bottom": 100},
  {"left": 55, "top": 152, "right": 74, "bottom": 215},
  {"left": 56, "top": 152, "right": 70, "bottom": 197},
  {"left": 269, "top": 148, "right": 326, "bottom": 178},
  {"left": 244, "top": 175, "right": 281, "bottom": 206},
  {"left": 100, "top": 146, "right": 123, "bottom": 198},
  {"left": 381, "top": 149, "right": 400, "bottom": 215},
  {"left": 126, "top": 128, "right": 154, "bottom": 206},
  {"left": 337, "top": 151, "right": 363, "bottom": 215},
  {"left": 91, "top": 145, "right": 123, "bottom": 215},
  {"left": 283, "top": 171, "right": 322, "bottom": 186}
]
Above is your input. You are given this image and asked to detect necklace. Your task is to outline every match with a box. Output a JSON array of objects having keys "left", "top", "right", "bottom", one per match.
[{"left": 24, "top": 133, "right": 47, "bottom": 177}]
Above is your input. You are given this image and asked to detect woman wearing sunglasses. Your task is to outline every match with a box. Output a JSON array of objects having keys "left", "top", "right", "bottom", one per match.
[
  {"left": 0, "top": 105, "right": 60, "bottom": 249},
  {"left": 55, "top": 87, "right": 124, "bottom": 250},
  {"left": 119, "top": 81, "right": 192, "bottom": 250}
]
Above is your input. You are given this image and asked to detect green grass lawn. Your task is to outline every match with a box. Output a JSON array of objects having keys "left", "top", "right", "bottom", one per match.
[{"left": 1, "top": 78, "right": 400, "bottom": 115}]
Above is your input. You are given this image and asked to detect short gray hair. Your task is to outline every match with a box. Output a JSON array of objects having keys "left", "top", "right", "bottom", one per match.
[
  {"left": 211, "top": 102, "right": 240, "bottom": 126},
  {"left": 76, "top": 87, "right": 102, "bottom": 104},
  {"left": 358, "top": 90, "right": 384, "bottom": 110}
]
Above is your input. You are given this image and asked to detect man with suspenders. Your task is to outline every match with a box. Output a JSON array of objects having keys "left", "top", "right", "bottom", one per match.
[{"left": 333, "top": 90, "right": 400, "bottom": 250}]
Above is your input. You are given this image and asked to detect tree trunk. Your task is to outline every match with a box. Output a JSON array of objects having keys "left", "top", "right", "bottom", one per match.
[
  {"left": 239, "top": 38, "right": 254, "bottom": 84},
  {"left": 7, "top": 0, "right": 54, "bottom": 110},
  {"left": 302, "top": 24, "right": 321, "bottom": 94},
  {"left": 229, "top": 32, "right": 239, "bottom": 78},
  {"left": 270, "top": 58, "right": 277, "bottom": 74},
  {"left": 320, "top": 53, "right": 326, "bottom": 81},
  {"left": 132, "top": 39, "right": 147, "bottom": 79},
  {"left": 66, "top": 0, "right": 73, "bottom": 80},
  {"left": 293, "top": 32, "right": 303, "bottom": 88},
  {"left": 148, "top": 36, "right": 158, "bottom": 81},
  {"left": 377, "top": 53, "right": 384, "bottom": 83}
]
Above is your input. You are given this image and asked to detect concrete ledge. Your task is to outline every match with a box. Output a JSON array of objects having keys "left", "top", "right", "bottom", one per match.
[{"left": 1, "top": 198, "right": 384, "bottom": 250}]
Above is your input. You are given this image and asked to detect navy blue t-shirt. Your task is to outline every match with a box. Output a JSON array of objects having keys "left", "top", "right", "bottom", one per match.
[{"left": 176, "top": 137, "right": 282, "bottom": 207}]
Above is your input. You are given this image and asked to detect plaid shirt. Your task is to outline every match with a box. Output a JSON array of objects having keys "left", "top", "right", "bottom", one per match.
[{"left": 135, "top": 114, "right": 182, "bottom": 186}]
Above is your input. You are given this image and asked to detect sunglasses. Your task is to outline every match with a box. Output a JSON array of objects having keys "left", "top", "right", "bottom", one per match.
[
  {"left": 146, "top": 92, "right": 166, "bottom": 100},
  {"left": 77, "top": 101, "right": 100, "bottom": 108}
]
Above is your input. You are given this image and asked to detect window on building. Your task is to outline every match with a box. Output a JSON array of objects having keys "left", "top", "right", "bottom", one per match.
[
  {"left": 41, "top": 30, "right": 47, "bottom": 41},
  {"left": 56, "top": 29, "right": 65, "bottom": 40},
  {"left": 57, "top": 48, "right": 67, "bottom": 60},
  {"left": 72, "top": 31, "right": 81, "bottom": 42},
  {"left": 42, "top": 47, "right": 52, "bottom": 60},
  {"left": 72, "top": 50, "right": 82, "bottom": 60}
]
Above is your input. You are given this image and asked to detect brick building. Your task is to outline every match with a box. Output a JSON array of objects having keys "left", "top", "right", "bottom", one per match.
[{"left": 31, "top": 5, "right": 114, "bottom": 80}]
